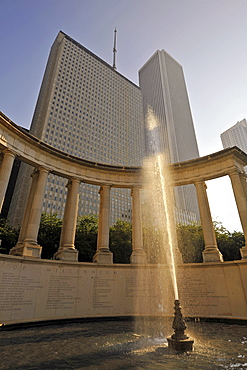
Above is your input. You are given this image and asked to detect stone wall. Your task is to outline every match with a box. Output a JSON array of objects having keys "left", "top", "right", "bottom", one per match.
[{"left": 1, "top": 254, "right": 247, "bottom": 325}]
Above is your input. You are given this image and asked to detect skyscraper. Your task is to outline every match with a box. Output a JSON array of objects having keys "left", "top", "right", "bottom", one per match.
[
  {"left": 8, "top": 31, "right": 145, "bottom": 226},
  {"left": 221, "top": 119, "right": 247, "bottom": 153},
  {"left": 139, "top": 50, "right": 200, "bottom": 223}
]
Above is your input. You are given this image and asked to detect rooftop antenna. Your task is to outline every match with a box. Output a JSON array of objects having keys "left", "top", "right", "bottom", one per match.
[{"left": 113, "top": 28, "right": 117, "bottom": 70}]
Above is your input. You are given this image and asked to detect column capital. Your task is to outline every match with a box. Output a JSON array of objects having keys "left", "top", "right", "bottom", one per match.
[
  {"left": 194, "top": 180, "right": 207, "bottom": 189},
  {"left": 98, "top": 184, "right": 112, "bottom": 193},
  {"left": 30, "top": 167, "right": 50, "bottom": 180},
  {"left": 66, "top": 177, "right": 81, "bottom": 187},
  {"left": 38, "top": 166, "right": 50, "bottom": 174},
  {"left": 2, "top": 148, "right": 16, "bottom": 157},
  {"left": 100, "top": 184, "right": 112, "bottom": 189},
  {"left": 131, "top": 186, "right": 142, "bottom": 196},
  {"left": 228, "top": 166, "right": 245, "bottom": 177},
  {"left": 31, "top": 166, "right": 50, "bottom": 177}
]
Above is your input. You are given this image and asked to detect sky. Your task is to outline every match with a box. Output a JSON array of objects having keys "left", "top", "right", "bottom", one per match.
[{"left": 1, "top": 0, "right": 247, "bottom": 232}]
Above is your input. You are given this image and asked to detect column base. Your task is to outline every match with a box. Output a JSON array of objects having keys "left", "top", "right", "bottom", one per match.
[
  {"left": 130, "top": 249, "right": 147, "bottom": 264},
  {"left": 54, "top": 246, "right": 78, "bottom": 261},
  {"left": 93, "top": 248, "right": 113, "bottom": 264},
  {"left": 9, "top": 242, "right": 42, "bottom": 258},
  {"left": 202, "top": 247, "right": 224, "bottom": 263},
  {"left": 240, "top": 246, "right": 247, "bottom": 260}
]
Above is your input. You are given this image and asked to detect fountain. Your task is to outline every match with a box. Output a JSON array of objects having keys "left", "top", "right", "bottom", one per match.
[{"left": 142, "top": 107, "right": 194, "bottom": 351}]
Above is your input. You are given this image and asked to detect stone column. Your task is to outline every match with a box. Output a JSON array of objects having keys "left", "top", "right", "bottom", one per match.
[
  {"left": 229, "top": 168, "right": 247, "bottom": 259},
  {"left": 54, "top": 178, "right": 79, "bottom": 261},
  {"left": 15, "top": 169, "right": 39, "bottom": 245},
  {"left": 10, "top": 167, "right": 49, "bottom": 258},
  {"left": 0, "top": 149, "right": 15, "bottom": 212},
  {"left": 93, "top": 185, "right": 113, "bottom": 263},
  {"left": 195, "top": 181, "right": 223, "bottom": 262},
  {"left": 130, "top": 187, "right": 147, "bottom": 264}
]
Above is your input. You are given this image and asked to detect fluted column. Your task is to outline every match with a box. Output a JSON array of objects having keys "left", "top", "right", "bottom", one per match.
[
  {"left": 229, "top": 168, "right": 247, "bottom": 259},
  {"left": 195, "top": 181, "right": 223, "bottom": 262},
  {"left": 54, "top": 178, "right": 79, "bottom": 261},
  {"left": 130, "top": 187, "right": 147, "bottom": 264},
  {"left": 0, "top": 149, "right": 15, "bottom": 212},
  {"left": 10, "top": 167, "right": 49, "bottom": 258},
  {"left": 93, "top": 184, "right": 113, "bottom": 263}
]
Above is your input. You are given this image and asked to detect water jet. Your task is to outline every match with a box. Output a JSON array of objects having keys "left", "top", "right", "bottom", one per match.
[{"left": 142, "top": 107, "right": 194, "bottom": 352}]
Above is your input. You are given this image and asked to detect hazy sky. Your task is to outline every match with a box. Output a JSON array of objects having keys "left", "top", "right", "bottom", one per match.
[{"left": 1, "top": 0, "right": 247, "bottom": 231}]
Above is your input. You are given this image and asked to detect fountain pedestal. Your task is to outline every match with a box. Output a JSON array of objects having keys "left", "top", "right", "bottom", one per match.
[{"left": 167, "top": 299, "right": 194, "bottom": 352}]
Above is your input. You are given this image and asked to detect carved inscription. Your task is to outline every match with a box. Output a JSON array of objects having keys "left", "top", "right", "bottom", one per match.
[
  {"left": 92, "top": 276, "right": 115, "bottom": 309},
  {"left": 0, "top": 272, "right": 43, "bottom": 311},
  {"left": 125, "top": 277, "right": 136, "bottom": 297},
  {"left": 179, "top": 277, "right": 228, "bottom": 308},
  {"left": 46, "top": 275, "right": 81, "bottom": 310},
  {"left": 180, "top": 279, "right": 215, "bottom": 307},
  {"left": 125, "top": 273, "right": 157, "bottom": 298}
]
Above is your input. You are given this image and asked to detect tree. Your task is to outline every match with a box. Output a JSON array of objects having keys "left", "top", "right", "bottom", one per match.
[
  {"left": 109, "top": 220, "right": 132, "bottom": 263},
  {"left": 0, "top": 218, "right": 19, "bottom": 254},
  {"left": 213, "top": 221, "right": 243, "bottom": 261},
  {"left": 38, "top": 213, "right": 62, "bottom": 259},
  {"left": 176, "top": 221, "right": 244, "bottom": 263},
  {"left": 176, "top": 223, "right": 205, "bottom": 263},
  {"left": 75, "top": 215, "right": 98, "bottom": 262}
]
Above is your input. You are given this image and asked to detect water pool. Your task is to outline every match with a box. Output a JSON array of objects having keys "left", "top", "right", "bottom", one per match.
[{"left": 0, "top": 319, "right": 246, "bottom": 369}]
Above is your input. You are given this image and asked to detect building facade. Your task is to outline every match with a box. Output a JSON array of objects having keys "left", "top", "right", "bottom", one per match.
[
  {"left": 221, "top": 119, "right": 247, "bottom": 154},
  {"left": 139, "top": 50, "right": 200, "bottom": 223},
  {"left": 8, "top": 31, "right": 145, "bottom": 226}
]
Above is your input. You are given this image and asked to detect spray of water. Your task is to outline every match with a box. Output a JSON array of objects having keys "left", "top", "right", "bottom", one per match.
[
  {"left": 134, "top": 107, "right": 181, "bottom": 337},
  {"left": 155, "top": 153, "right": 179, "bottom": 300},
  {"left": 142, "top": 106, "right": 180, "bottom": 301}
]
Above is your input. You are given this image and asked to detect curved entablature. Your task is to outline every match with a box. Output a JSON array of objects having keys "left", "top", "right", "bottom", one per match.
[
  {"left": 1, "top": 112, "right": 247, "bottom": 188},
  {"left": 172, "top": 147, "right": 247, "bottom": 185},
  {"left": 0, "top": 112, "right": 141, "bottom": 188}
]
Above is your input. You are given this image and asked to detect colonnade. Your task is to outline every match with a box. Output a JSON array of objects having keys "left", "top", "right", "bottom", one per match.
[
  {"left": 1, "top": 147, "right": 247, "bottom": 263},
  {"left": 0, "top": 150, "right": 147, "bottom": 263}
]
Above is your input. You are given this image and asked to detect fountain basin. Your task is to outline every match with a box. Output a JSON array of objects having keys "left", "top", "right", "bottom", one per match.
[{"left": 0, "top": 318, "right": 247, "bottom": 369}]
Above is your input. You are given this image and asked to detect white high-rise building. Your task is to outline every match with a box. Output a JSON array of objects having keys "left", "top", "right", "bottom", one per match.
[
  {"left": 8, "top": 31, "right": 145, "bottom": 226},
  {"left": 221, "top": 119, "right": 247, "bottom": 153},
  {"left": 139, "top": 50, "right": 200, "bottom": 223}
]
